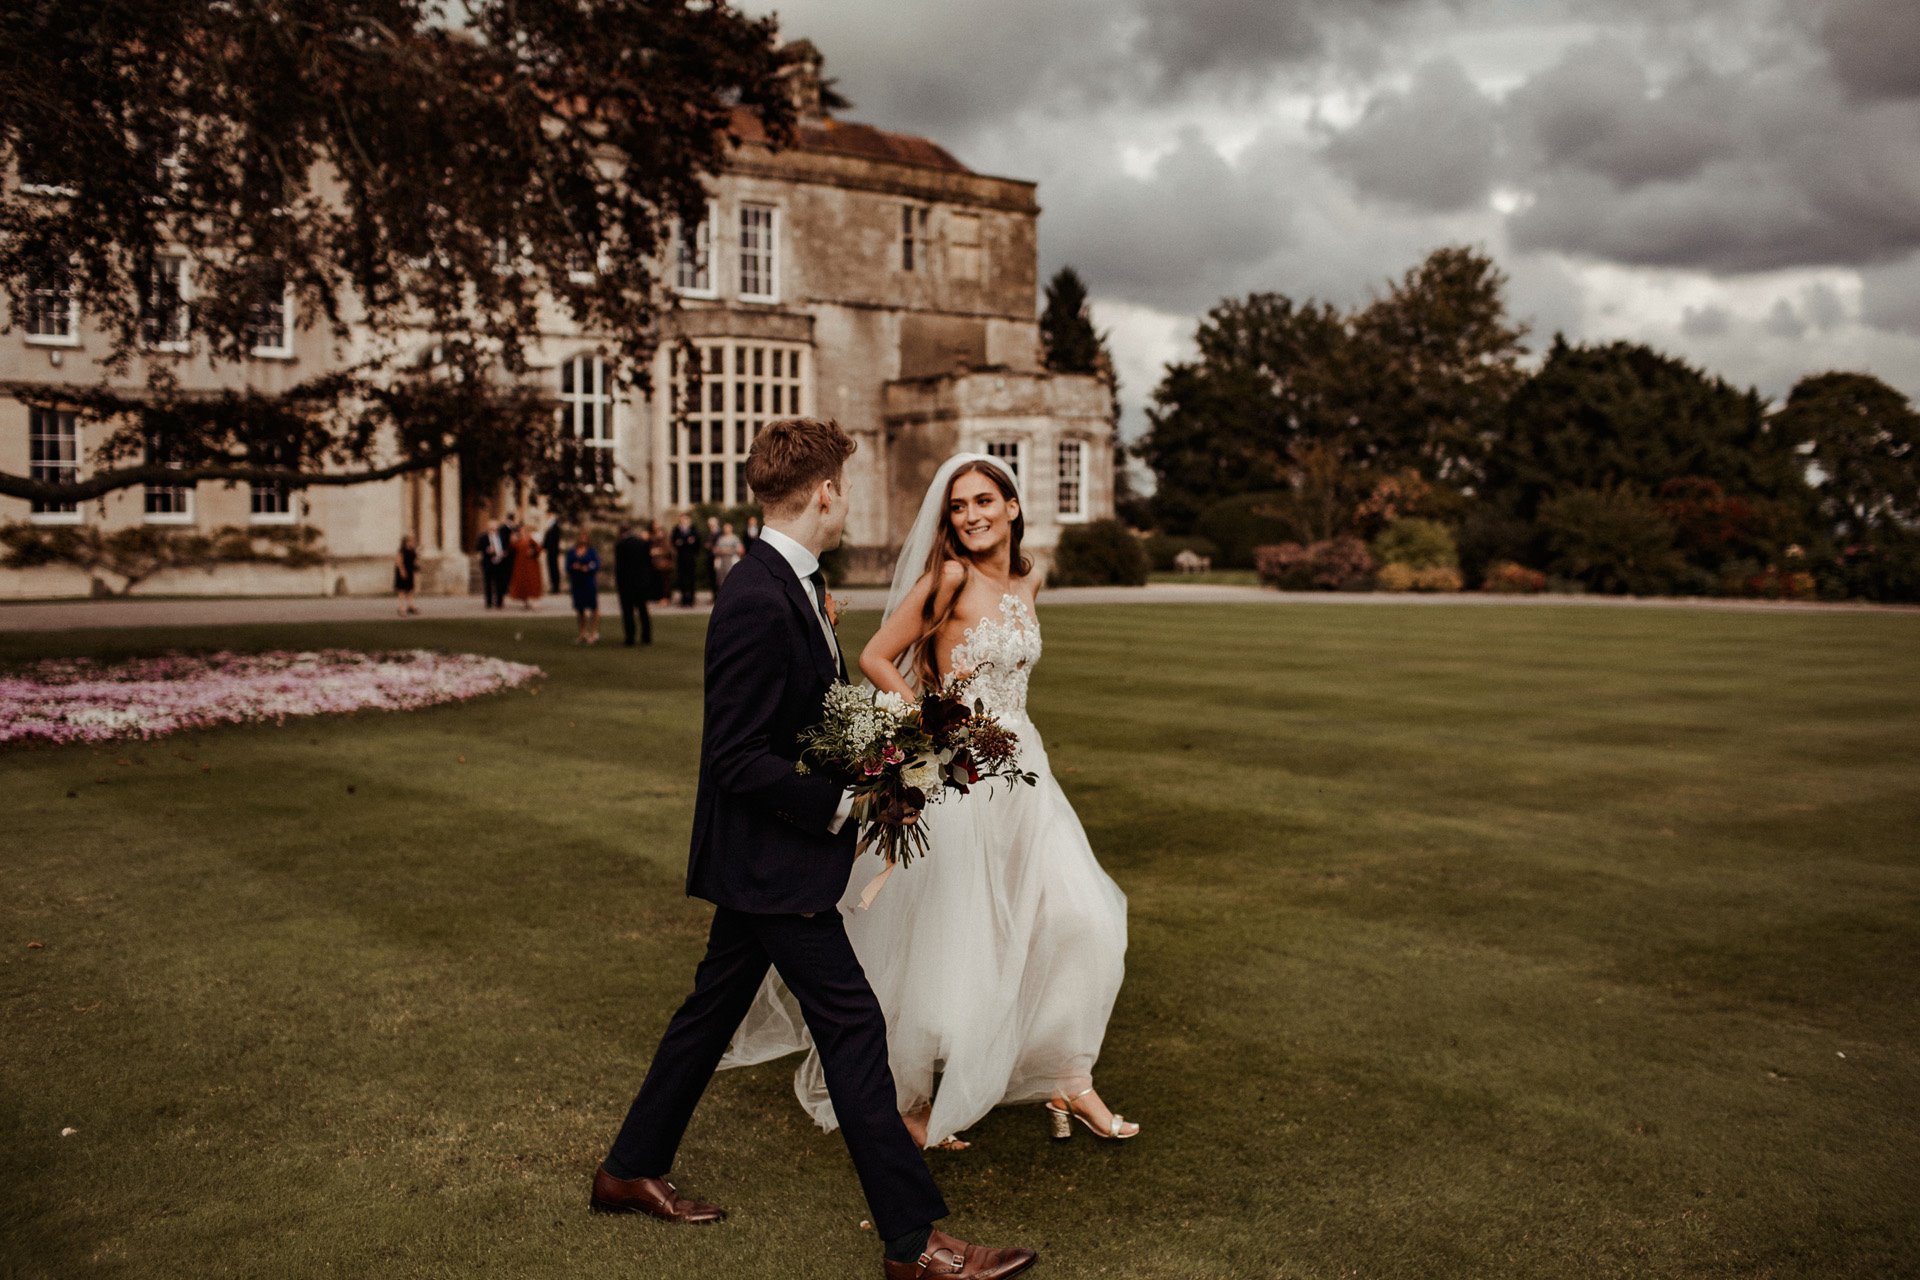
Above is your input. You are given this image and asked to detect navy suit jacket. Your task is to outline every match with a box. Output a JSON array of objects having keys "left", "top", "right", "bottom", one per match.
[{"left": 685, "top": 536, "right": 856, "bottom": 915}]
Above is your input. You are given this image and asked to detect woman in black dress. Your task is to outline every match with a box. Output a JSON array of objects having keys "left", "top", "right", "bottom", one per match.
[{"left": 393, "top": 534, "right": 419, "bottom": 616}]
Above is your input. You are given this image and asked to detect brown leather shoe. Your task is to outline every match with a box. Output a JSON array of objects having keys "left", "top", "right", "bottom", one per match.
[
  {"left": 882, "top": 1228, "right": 1037, "bottom": 1279},
  {"left": 589, "top": 1165, "right": 726, "bottom": 1224}
]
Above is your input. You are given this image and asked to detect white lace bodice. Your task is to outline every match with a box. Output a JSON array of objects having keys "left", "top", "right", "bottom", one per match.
[{"left": 946, "top": 593, "right": 1041, "bottom": 724}]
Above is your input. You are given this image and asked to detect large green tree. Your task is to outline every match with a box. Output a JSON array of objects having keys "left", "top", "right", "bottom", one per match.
[
  {"left": 1347, "top": 246, "right": 1526, "bottom": 487},
  {"left": 1138, "top": 246, "right": 1522, "bottom": 531},
  {"left": 1138, "top": 292, "right": 1351, "bottom": 529},
  {"left": 1484, "top": 338, "right": 1805, "bottom": 520},
  {"left": 0, "top": 0, "right": 794, "bottom": 510},
  {"left": 1039, "top": 265, "right": 1105, "bottom": 376},
  {"left": 1772, "top": 372, "right": 1920, "bottom": 542}
]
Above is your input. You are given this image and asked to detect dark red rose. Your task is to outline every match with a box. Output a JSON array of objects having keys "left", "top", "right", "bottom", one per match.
[{"left": 919, "top": 690, "right": 971, "bottom": 740}]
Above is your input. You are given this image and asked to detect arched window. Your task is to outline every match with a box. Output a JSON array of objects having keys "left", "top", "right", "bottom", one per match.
[{"left": 559, "top": 354, "right": 617, "bottom": 490}]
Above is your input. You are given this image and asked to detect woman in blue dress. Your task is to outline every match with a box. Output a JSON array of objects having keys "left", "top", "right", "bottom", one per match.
[{"left": 565, "top": 529, "right": 602, "bottom": 645}]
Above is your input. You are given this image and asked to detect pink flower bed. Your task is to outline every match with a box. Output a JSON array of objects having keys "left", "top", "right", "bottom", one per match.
[{"left": 0, "top": 649, "right": 543, "bottom": 748}]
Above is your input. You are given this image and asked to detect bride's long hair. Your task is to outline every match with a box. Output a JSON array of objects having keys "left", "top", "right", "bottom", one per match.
[{"left": 905, "top": 459, "right": 1031, "bottom": 690}]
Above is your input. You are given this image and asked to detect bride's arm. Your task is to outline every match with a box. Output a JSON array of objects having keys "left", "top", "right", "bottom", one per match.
[{"left": 859, "top": 563, "right": 964, "bottom": 697}]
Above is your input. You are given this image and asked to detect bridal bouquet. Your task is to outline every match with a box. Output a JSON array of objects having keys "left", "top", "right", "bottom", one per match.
[{"left": 796, "top": 675, "right": 1036, "bottom": 871}]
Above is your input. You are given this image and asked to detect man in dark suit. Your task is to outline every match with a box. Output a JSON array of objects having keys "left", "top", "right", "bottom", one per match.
[
  {"left": 612, "top": 523, "right": 657, "bottom": 647},
  {"left": 542, "top": 515, "right": 564, "bottom": 593},
  {"left": 669, "top": 512, "right": 702, "bottom": 607},
  {"left": 593, "top": 420, "right": 1035, "bottom": 1280},
  {"left": 475, "top": 522, "right": 509, "bottom": 608}
]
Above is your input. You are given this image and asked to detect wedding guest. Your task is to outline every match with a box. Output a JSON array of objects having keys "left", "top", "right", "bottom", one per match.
[
  {"left": 567, "top": 529, "right": 602, "bottom": 644},
  {"left": 647, "top": 521, "right": 674, "bottom": 602},
  {"left": 508, "top": 519, "right": 545, "bottom": 609},
  {"left": 542, "top": 513, "right": 565, "bottom": 593},
  {"left": 614, "top": 523, "right": 658, "bottom": 646},
  {"left": 744, "top": 514, "right": 761, "bottom": 547},
  {"left": 393, "top": 534, "right": 420, "bottom": 617},
  {"left": 712, "top": 521, "right": 744, "bottom": 590},
  {"left": 704, "top": 514, "right": 723, "bottom": 595},
  {"left": 476, "top": 521, "right": 510, "bottom": 608},
  {"left": 670, "top": 513, "right": 702, "bottom": 607}
]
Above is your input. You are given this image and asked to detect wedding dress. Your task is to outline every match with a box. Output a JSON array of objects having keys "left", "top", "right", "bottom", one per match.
[{"left": 720, "top": 457, "right": 1129, "bottom": 1146}]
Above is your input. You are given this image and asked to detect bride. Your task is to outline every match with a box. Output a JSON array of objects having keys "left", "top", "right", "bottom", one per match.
[{"left": 721, "top": 452, "right": 1137, "bottom": 1148}]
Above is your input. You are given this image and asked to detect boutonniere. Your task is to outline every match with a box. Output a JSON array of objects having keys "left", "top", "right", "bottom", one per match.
[{"left": 824, "top": 591, "right": 841, "bottom": 629}]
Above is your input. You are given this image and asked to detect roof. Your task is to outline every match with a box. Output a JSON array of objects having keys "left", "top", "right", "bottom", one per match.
[{"left": 728, "top": 106, "right": 971, "bottom": 175}]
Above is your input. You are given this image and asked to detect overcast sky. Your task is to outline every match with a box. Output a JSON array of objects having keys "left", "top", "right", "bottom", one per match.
[{"left": 751, "top": 0, "right": 1920, "bottom": 438}]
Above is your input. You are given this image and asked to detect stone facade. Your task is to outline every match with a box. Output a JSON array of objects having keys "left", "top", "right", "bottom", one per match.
[{"left": 0, "top": 53, "right": 1112, "bottom": 598}]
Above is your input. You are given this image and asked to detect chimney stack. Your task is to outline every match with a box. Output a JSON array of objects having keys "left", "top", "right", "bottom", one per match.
[{"left": 780, "top": 39, "right": 827, "bottom": 122}]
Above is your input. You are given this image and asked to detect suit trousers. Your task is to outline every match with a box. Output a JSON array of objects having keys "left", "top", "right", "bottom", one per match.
[
  {"left": 606, "top": 907, "right": 949, "bottom": 1241},
  {"left": 675, "top": 553, "right": 698, "bottom": 607},
  {"left": 618, "top": 588, "right": 652, "bottom": 645}
]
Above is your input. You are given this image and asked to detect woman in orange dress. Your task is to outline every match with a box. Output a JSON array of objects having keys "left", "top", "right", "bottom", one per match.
[{"left": 507, "top": 521, "right": 544, "bottom": 608}]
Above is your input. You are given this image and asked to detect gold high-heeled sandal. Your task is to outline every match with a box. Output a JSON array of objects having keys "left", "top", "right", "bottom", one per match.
[{"left": 1045, "top": 1087, "right": 1140, "bottom": 1141}]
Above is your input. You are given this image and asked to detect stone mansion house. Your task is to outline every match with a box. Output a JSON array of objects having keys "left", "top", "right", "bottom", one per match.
[{"left": 0, "top": 50, "right": 1115, "bottom": 597}]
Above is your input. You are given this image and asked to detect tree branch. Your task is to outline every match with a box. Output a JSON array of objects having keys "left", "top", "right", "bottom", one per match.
[{"left": 0, "top": 448, "right": 451, "bottom": 505}]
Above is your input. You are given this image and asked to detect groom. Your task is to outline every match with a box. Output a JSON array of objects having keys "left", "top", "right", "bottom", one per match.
[{"left": 594, "top": 418, "right": 1036, "bottom": 1280}]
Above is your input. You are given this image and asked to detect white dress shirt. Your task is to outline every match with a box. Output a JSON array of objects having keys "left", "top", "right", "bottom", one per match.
[{"left": 755, "top": 524, "right": 854, "bottom": 835}]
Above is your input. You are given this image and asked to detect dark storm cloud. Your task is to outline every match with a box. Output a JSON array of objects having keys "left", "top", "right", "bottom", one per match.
[
  {"left": 767, "top": 0, "right": 1437, "bottom": 146},
  {"left": 1820, "top": 0, "right": 1920, "bottom": 102},
  {"left": 1129, "top": 0, "right": 1429, "bottom": 89},
  {"left": 762, "top": 0, "right": 1920, "bottom": 407},
  {"left": 1324, "top": 59, "right": 1501, "bottom": 212},
  {"left": 1131, "top": 0, "right": 1325, "bottom": 84},
  {"left": 1503, "top": 43, "right": 1738, "bottom": 188},
  {"left": 1502, "top": 40, "right": 1920, "bottom": 272},
  {"left": 760, "top": 0, "right": 1137, "bottom": 145},
  {"left": 1036, "top": 128, "right": 1303, "bottom": 314}
]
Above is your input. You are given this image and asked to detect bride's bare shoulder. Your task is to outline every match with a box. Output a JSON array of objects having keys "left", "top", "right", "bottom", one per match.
[
  {"left": 933, "top": 559, "right": 967, "bottom": 600},
  {"left": 897, "top": 561, "right": 966, "bottom": 611}
]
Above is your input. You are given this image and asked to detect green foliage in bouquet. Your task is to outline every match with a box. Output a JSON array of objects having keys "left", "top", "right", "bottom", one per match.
[{"left": 795, "top": 675, "right": 1036, "bottom": 868}]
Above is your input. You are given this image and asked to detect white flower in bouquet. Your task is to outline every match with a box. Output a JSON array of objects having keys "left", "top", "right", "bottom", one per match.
[{"left": 901, "top": 754, "right": 941, "bottom": 794}]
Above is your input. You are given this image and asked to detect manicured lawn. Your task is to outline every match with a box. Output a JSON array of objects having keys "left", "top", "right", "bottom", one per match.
[
  {"left": 3, "top": 603, "right": 1917, "bottom": 1279},
  {"left": 1147, "top": 569, "right": 1261, "bottom": 586}
]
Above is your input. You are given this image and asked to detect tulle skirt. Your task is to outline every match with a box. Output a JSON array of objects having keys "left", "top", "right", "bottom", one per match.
[{"left": 721, "top": 718, "right": 1128, "bottom": 1143}]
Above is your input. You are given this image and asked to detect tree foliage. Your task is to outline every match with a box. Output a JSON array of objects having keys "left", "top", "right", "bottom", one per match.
[
  {"left": 1136, "top": 241, "right": 1918, "bottom": 600},
  {"left": 1138, "top": 292, "right": 1349, "bottom": 529},
  {"left": 1049, "top": 517, "right": 1148, "bottom": 587},
  {"left": 0, "top": 0, "right": 795, "bottom": 506},
  {"left": 1039, "top": 266, "right": 1105, "bottom": 376},
  {"left": 1772, "top": 371, "right": 1920, "bottom": 542},
  {"left": 1, "top": 520, "right": 324, "bottom": 595},
  {"left": 1346, "top": 247, "right": 1527, "bottom": 484},
  {"left": 1138, "top": 246, "right": 1522, "bottom": 530},
  {"left": 1485, "top": 338, "right": 1800, "bottom": 521}
]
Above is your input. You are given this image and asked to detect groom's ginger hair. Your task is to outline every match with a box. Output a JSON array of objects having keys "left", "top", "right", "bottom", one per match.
[{"left": 746, "top": 417, "right": 857, "bottom": 516}]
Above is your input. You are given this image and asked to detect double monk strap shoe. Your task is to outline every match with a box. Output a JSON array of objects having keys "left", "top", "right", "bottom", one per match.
[
  {"left": 589, "top": 1165, "right": 726, "bottom": 1224},
  {"left": 882, "top": 1229, "right": 1037, "bottom": 1279}
]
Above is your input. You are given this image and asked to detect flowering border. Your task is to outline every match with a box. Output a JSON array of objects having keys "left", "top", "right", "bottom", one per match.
[{"left": 1, "top": 649, "right": 543, "bottom": 748}]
